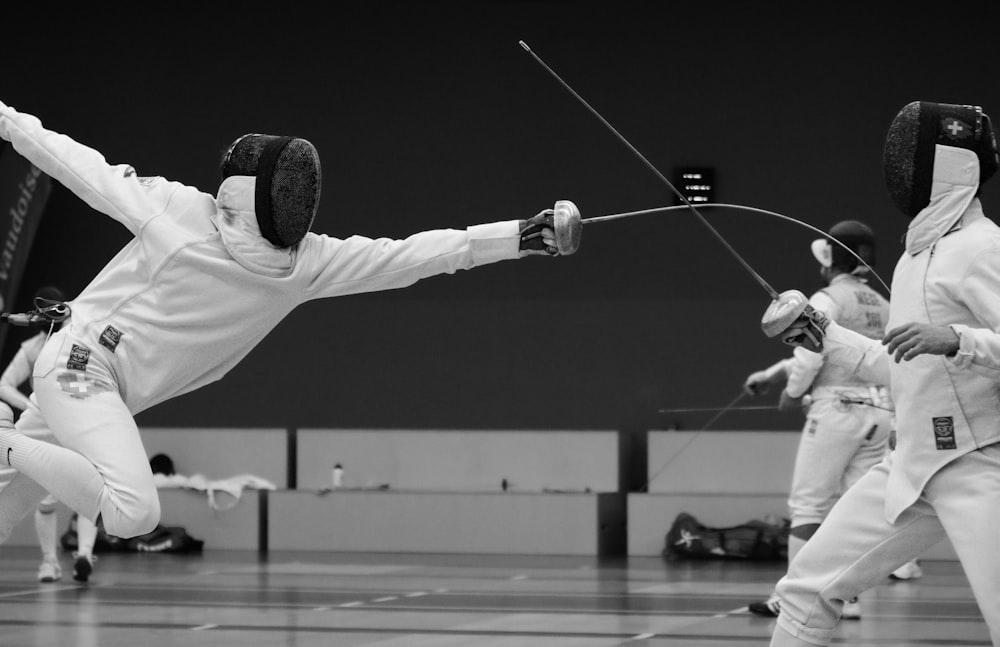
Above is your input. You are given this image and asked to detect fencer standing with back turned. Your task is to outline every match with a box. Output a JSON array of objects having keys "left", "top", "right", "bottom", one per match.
[
  {"left": 766, "top": 101, "right": 1000, "bottom": 646},
  {"left": 0, "top": 98, "right": 582, "bottom": 546},
  {"left": 743, "top": 220, "right": 905, "bottom": 620}
]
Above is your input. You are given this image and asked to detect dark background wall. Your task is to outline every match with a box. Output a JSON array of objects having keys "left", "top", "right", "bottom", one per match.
[{"left": 3, "top": 2, "right": 999, "bottom": 432}]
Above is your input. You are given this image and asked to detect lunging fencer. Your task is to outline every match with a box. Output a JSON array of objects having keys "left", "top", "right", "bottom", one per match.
[
  {"left": 0, "top": 99, "right": 582, "bottom": 544},
  {"left": 743, "top": 220, "right": 903, "bottom": 620},
  {"left": 764, "top": 101, "right": 1000, "bottom": 646}
]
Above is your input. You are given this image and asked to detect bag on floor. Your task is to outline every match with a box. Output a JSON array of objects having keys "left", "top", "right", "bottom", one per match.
[
  {"left": 662, "top": 511, "right": 788, "bottom": 561},
  {"left": 61, "top": 513, "right": 204, "bottom": 554}
]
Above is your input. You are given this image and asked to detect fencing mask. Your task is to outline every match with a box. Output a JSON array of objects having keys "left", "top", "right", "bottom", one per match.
[
  {"left": 810, "top": 220, "right": 875, "bottom": 275},
  {"left": 221, "top": 134, "right": 322, "bottom": 247},
  {"left": 883, "top": 101, "right": 999, "bottom": 218}
]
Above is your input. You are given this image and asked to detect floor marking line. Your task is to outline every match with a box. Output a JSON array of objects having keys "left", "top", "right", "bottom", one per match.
[{"left": 0, "top": 586, "right": 79, "bottom": 598}]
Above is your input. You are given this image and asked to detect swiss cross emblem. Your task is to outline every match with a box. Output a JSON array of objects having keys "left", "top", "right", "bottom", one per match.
[
  {"left": 943, "top": 117, "right": 972, "bottom": 141},
  {"left": 56, "top": 372, "right": 111, "bottom": 400}
]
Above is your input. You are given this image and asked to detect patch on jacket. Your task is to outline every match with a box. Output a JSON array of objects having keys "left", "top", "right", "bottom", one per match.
[
  {"left": 933, "top": 417, "right": 957, "bottom": 450},
  {"left": 66, "top": 344, "right": 90, "bottom": 371},
  {"left": 99, "top": 325, "right": 122, "bottom": 352}
]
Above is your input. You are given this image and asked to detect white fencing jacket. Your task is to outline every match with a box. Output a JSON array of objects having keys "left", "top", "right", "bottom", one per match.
[
  {"left": 822, "top": 145, "right": 1000, "bottom": 521},
  {"left": 0, "top": 101, "right": 523, "bottom": 414}
]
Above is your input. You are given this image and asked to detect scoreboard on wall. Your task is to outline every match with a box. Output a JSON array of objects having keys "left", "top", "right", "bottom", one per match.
[{"left": 673, "top": 167, "right": 714, "bottom": 206}]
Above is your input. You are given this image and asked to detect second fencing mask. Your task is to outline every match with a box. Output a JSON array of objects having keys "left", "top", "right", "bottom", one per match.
[
  {"left": 221, "top": 134, "right": 322, "bottom": 247},
  {"left": 883, "top": 101, "right": 999, "bottom": 218}
]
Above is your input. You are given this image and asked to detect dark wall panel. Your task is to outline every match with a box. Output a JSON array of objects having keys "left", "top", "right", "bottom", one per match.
[{"left": 3, "top": 2, "right": 997, "bottom": 431}]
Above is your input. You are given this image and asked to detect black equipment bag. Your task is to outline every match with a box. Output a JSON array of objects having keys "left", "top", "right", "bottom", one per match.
[{"left": 663, "top": 512, "right": 788, "bottom": 561}]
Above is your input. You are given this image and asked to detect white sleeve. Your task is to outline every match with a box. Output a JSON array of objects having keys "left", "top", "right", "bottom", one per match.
[
  {"left": 949, "top": 324, "right": 1000, "bottom": 377},
  {"left": 300, "top": 221, "right": 522, "bottom": 299},
  {"left": 784, "top": 347, "right": 824, "bottom": 398},
  {"left": 761, "top": 358, "right": 793, "bottom": 380},
  {"left": 0, "top": 101, "right": 191, "bottom": 236},
  {"left": 945, "top": 247, "right": 1000, "bottom": 378},
  {"left": 809, "top": 289, "right": 840, "bottom": 321},
  {"left": 782, "top": 289, "right": 839, "bottom": 397},
  {"left": 823, "top": 320, "right": 892, "bottom": 385}
]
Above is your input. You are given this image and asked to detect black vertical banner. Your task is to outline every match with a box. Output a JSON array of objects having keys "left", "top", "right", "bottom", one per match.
[{"left": 0, "top": 141, "right": 51, "bottom": 355}]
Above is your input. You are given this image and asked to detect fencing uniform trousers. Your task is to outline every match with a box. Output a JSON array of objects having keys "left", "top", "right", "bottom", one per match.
[
  {"left": 787, "top": 395, "right": 891, "bottom": 529},
  {"left": 0, "top": 368, "right": 159, "bottom": 542},
  {"left": 770, "top": 446, "right": 1000, "bottom": 646}
]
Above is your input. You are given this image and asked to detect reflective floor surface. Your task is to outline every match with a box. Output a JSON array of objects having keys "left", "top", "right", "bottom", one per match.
[{"left": 0, "top": 548, "right": 989, "bottom": 646}]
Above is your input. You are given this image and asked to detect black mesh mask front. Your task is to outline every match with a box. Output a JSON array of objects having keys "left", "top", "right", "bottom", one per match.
[{"left": 221, "top": 133, "right": 322, "bottom": 247}]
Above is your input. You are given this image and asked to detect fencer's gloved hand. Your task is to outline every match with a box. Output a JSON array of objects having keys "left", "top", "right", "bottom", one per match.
[
  {"left": 743, "top": 370, "right": 777, "bottom": 396},
  {"left": 779, "top": 306, "right": 830, "bottom": 353},
  {"left": 518, "top": 200, "right": 582, "bottom": 257},
  {"left": 518, "top": 210, "right": 559, "bottom": 256}
]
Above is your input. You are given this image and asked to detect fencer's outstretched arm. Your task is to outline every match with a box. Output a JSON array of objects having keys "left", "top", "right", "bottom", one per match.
[
  {"left": 772, "top": 302, "right": 893, "bottom": 386},
  {"left": 812, "top": 321, "right": 892, "bottom": 385},
  {"left": 0, "top": 99, "right": 201, "bottom": 235},
  {"left": 300, "top": 210, "right": 574, "bottom": 300}
]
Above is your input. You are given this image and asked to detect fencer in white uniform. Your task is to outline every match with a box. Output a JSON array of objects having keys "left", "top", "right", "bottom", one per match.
[
  {"left": 0, "top": 99, "right": 581, "bottom": 544},
  {"left": 767, "top": 101, "right": 1000, "bottom": 646},
  {"left": 744, "top": 220, "right": 896, "bottom": 619}
]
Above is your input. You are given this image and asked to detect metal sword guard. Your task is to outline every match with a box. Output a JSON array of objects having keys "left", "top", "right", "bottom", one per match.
[
  {"left": 552, "top": 200, "right": 582, "bottom": 256},
  {"left": 761, "top": 289, "right": 809, "bottom": 338}
]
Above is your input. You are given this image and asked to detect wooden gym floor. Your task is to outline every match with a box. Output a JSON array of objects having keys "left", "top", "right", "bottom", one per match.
[{"left": 0, "top": 547, "right": 989, "bottom": 646}]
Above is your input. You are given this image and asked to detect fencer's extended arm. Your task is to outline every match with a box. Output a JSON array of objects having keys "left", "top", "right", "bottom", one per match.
[
  {"left": 0, "top": 100, "right": 198, "bottom": 236},
  {"left": 302, "top": 212, "right": 575, "bottom": 300},
  {"left": 822, "top": 320, "right": 892, "bottom": 386}
]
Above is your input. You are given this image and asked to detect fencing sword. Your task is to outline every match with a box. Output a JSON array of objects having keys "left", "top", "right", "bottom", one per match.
[
  {"left": 657, "top": 404, "right": 781, "bottom": 414},
  {"left": 520, "top": 40, "right": 874, "bottom": 339},
  {"left": 578, "top": 203, "right": 890, "bottom": 294},
  {"left": 643, "top": 389, "right": 749, "bottom": 491}
]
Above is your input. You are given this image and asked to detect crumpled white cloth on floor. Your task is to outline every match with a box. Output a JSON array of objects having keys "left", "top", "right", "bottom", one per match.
[{"left": 153, "top": 473, "right": 277, "bottom": 511}]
